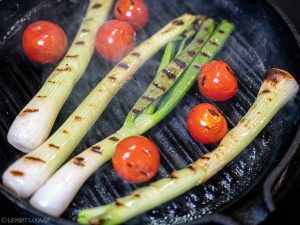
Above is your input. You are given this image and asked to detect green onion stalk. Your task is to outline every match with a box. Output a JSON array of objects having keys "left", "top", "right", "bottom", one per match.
[
  {"left": 77, "top": 69, "right": 299, "bottom": 225},
  {"left": 30, "top": 20, "right": 234, "bottom": 218},
  {"left": 7, "top": 0, "right": 114, "bottom": 153},
  {"left": 2, "top": 14, "right": 197, "bottom": 199}
]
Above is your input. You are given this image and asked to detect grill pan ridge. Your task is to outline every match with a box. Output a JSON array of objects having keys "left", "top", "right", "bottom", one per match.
[{"left": 0, "top": 0, "right": 299, "bottom": 225}]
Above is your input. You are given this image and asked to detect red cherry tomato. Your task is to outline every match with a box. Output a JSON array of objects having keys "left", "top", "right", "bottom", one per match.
[
  {"left": 112, "top": 136, "right": 160, "bottom": 183},
  {"left": 95, "top": 20, "right": 136, "bottom": 62},
  {"left": 198, "top": 60, "right": 238, "bottom": 101},
  {"left": 22, "top": 21, "right": 67, "bottom": 64},
  {"left": 114, "top": 0, "right": 149, "bottom": 30},
  {"left": 187, "top": 103, "right": 228, "bottom": 144}
]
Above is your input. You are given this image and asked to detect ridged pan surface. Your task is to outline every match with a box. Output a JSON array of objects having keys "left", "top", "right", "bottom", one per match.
[{"left": 0, "top": 0, "right": 299, "bottom": 224}]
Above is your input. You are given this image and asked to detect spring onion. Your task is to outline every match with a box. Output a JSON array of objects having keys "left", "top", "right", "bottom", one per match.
[
  {"left": 30, "top": 20, "right": 234, "bottom": 217},
  {"left": 2, "top": 14, "right": 197, "bottom": 198},
  {"left": 77, "top": 68, "right": 299, "bottom": 225},
  {"left": 7, "top": 0, "right": 114, "bottom": 153}
]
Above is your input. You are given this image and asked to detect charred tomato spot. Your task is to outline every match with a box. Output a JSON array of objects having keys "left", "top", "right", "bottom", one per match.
[
  {"left": 130, "top": 0, "right": 135, "bottom": 5},
  {"left": 201, "top": 75, "right": 206, "bottom": 86},
  {"left": 208, "top": 109, "right": 219, "bottom": 117},
  {"left": 117, "top": 6, "right": 122, "bottom": 14}
]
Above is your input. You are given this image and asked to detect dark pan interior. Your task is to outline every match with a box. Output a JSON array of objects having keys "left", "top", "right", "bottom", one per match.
[{"left": 0, "top": 0, "right": 300, "bottom": 224}]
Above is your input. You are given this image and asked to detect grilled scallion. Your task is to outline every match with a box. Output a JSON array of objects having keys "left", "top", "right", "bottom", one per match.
[{"left": 7, "top": 0, "right": 113, "bottom": 152}]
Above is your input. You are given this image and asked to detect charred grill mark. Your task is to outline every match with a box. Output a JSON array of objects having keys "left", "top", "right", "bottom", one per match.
[
  {"left": 197, "top": 39, "right": 204, "bottom": 45},
  {"left": 10, "top": 170, "right": 24, "bottom": 176},
  {"left": 81, "top": 28, "right": 90, "bottom": 33},
  {"left": 132, "top": 109, "right": 141, "bottom": 114},
  {"left": 56, "top": 67, "right": 72, "bottom": 72},
  {"left": 91, "top": 146, "right": 102, "bottom": 154},
  {"left": 268, "top": 98, "right": 272, "bottom": 102},
  {"left": 153, "top": 82, "right": 166, "bottom": 92},
  {"left": 265, "top": 68, "right": 293, "bottom": 85},
  {"left": 170, "top": 172, "right": 178, "bottom": 179},
  {"left": 23, "top": 108, "right": 39, "bottom": 113},
  {"left": 239, "top": 118, "right": 247, "bottom": 124},
  {"left": 75, "top": 41, "right": 84, "bottom": 45},
  {"left": 118, "top": 63, "right": 129, "bottom": 69},
  {"left": 187, "top": 165, "right": 196, "bottom": 171},
  {"left": 226, "top": 66, "right": 233, "bottom": 73},
  {"left": 162, "top": 68, "right": 176, "bottom": 80},
  {"left": 194, "top": 64, "right": 201, "bottom": 70},
  {"left": 200, "top": 156, "right": 210, "bottom": 160},
  {"left": 208, "top": 109, "right": 219, "bottom": 117},
  {"left": 209, "top": 40, "right": 219, "bottom": 46},
  {"left": 48, "top": 80, "right": 56, "bottom": 84},
  {"left": 109, "top": 76, "right": 117, "bottom": 81},
  {"left": 74, "top": 116, "right": 82, "bottom": 121},
  {"left": 73, "top": 157, "right": 85, "bottom": 166},
  {"left": 187, "top": 50, "right": 196, "bottom": 57},
  {"left": 85, "top": 18, "right": 93, "bottom": 22},
  {"left": 201, "top": 51, "right": 211, "bottom": 58},
  {"left": 218, "top": 29, "right": 225, "bottom": 34},
  {"left": 131, "top": 52, "right": 140, "bottom": 57},
  {"left": 172, "top": 19, "right": 184, "bottom": 26},
  {"left": 261, "top": 89, "right": 271, "bottom": 94},
  {"left": 62, "top": 129, "right": 69, "bottom": 134},
  {"left": 161, "top": 28, "right": 173, "bottom": 34},
  {"left": 141, "top": 95, "right": 155, "bottom": 103},
  {"left": 181, "top": 30, "right": 188, "bottom": 38},
  {"left": 109, "top": 136, "right": 119, "bottom": 142},
  {"left": 48, "top": 143, "right": 60, "bottom": 149},
  {"left": 92, "top": 3, "right": 102, "bottom": 9},
  {"left": 66, "top": 54, "right": 79, "bottom": 58},
  {"left": 25, "top": 156, "right": 45, "bottom": 163},
  {"left": 115, "top": 200, "right": 124, "bottom": 206},
  {"left": 37, "top": 95, "right": 47, "bottom": 98},
  {"left": 133, "top": 194, "right": 141, "bottom": 198},
  {"left": 174, "top": 58, "right": 186, "bottom": 69},
  {"left": 201, "top": 75, "right": 206, "bottom": 86},
  {"left": 117, "top": 6, "right": 122, "bottom": 14}
]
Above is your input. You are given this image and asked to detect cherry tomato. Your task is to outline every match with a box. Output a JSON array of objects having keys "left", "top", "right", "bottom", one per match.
[
  {"left": 22, "top": 21, "right": 67, "bottom": 64},
  {"left": 198, "top": 60, "right": 238, "bottom": 101},
  {"left": 114, "top": 0, "right": 149, "bottom": 30},
  {"left": 95, "top": 20, "right": 136, "bottom": 62},
  {"left": 112, "top": 136, "right": 160, "bottom": 183},
  {"left": 187, "top": 103, "right": 228, "bottom": 144}
]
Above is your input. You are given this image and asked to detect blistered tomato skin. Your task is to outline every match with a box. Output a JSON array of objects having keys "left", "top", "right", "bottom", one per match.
[
  {"left": 112, "top": 136, "right": 160, "bottom": 183},
  {"left": 95, "top": 20, "right": 136, "bottom": 62},
  {"left": 22, "top": 21, "right": 67, "bottom": 64},
  {"left": 187, "top": 103, "right": 228, "bottom": 144},
  {"left": 114, "top": 0, "right": 149, "bottom": 30},
  {"left": 198, "top": 60, "right": 238, "bottom": 101}
]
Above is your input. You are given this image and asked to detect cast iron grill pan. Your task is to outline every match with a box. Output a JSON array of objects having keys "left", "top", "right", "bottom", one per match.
[{"left": 0, "top": 0, "right": 299, "bottom": 224}]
